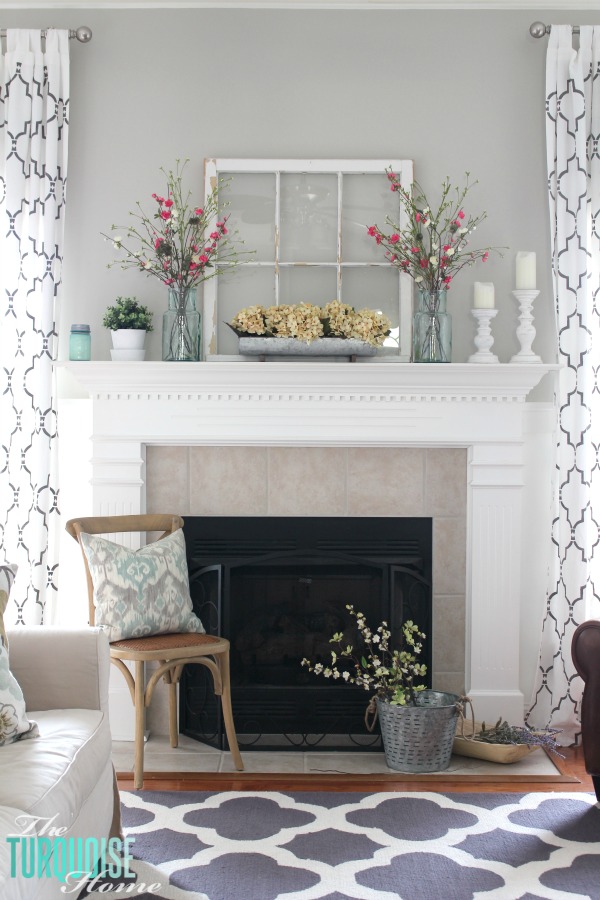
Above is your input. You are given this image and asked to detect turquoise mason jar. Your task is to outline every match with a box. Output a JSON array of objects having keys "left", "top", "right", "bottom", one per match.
[{"left": 69, "top": 324, "right": 91, "bottom": 361}]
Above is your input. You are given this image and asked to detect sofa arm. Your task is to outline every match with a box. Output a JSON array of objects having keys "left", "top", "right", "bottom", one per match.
[
  {"left": 6, "top": 626, "right": 110, "bottom": 716},
  {"left": 572, "top": 620, "right": 600, "bottom": 777}
]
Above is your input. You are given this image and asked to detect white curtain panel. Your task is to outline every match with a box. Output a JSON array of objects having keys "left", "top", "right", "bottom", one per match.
[
  {"left": 528, "top": 26, "right": 600, "bottom": 741},
  {"left": 0, "top": 31, "right": 69, "bottom": 624}
]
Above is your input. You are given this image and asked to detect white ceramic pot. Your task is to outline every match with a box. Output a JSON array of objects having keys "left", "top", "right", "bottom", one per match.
[{"left": 111, "top": 329, "right": 146, "bottom": 350}]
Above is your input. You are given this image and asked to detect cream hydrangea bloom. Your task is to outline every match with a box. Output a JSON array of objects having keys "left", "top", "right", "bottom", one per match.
[{"left": 231, "top": 301, "right": 390, "bottom": 346}]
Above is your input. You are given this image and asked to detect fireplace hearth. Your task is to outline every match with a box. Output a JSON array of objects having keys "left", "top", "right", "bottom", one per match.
[{"left": 180, "top": 516, "right": 432, "bottom": 751}]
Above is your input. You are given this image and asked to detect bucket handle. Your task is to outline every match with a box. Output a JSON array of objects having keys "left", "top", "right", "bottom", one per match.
[
  {"left": 365, "top": 696, "right": 378, "bottom": 733},
  {"left": 456, "top": 695, "right": 476, "bottom": 739}
]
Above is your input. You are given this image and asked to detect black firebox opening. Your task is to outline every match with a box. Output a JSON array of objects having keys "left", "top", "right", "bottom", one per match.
[{"left": 180, "top": 516, "right": 432, "bottom": 751}]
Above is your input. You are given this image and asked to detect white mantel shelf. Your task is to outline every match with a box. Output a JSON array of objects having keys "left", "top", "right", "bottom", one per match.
[
  {"left": 57, "top": 358, "right": 558, "bottom": 726},
  {"left": 59, "top": 361, "right": 557, "bottom": 402},
  {"left": 58, "top": 360, "right": 558, "bottom": 447}
]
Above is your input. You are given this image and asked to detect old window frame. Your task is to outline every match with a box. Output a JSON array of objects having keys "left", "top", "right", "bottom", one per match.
[{"left": 203, "top": 158, "right": 413, "bottom": 360}]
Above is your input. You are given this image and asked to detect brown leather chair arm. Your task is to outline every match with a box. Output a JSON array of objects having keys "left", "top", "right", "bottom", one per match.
[{"left": 572, "top": 620, "right": 600, "bottom": 777}]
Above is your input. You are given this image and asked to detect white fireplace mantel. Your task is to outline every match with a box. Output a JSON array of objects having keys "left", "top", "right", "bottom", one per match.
[{"left": 59, "top": 360, "right": 559, "bottom": 726}]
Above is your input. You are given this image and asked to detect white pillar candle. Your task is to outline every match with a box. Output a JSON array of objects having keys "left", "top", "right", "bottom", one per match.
[
  {"left": 515, "top": 251, "right": 536, "bottom": 289},
  {"left": 474, "top": 282, "right": 495, "bottom": 309}
]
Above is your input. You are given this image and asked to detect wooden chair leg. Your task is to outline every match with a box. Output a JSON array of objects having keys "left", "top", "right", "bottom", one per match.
[
  {"left": 168, "top": 678, "right": 178, "bottom": 749},
  {"left": 133, "top": 660, "right": 146, "bottom": 790},
  {"left": 218, "top": 650, "right": 244, "bottom": 771}
]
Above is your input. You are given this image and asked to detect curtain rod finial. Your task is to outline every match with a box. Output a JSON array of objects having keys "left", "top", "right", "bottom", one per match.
[
  {"left": 75, "top": 26, "right": 92, "bottom": 43},
  {"left": 530, "top": 21, "right": 548, "bottom": 39}
]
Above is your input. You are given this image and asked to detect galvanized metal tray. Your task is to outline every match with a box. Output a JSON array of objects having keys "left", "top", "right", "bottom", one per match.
[{"left": 238, "top": 336, "right": 377, "bottom": 360}]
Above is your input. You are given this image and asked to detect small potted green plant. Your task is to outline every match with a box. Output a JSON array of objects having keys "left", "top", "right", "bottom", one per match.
[{"left": 103, "top": 297, "right": 153, "bottom": 359}]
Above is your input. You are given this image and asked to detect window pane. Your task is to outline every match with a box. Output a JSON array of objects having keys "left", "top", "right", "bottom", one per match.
[
  {"left": 216, "top": 266, "right": 275, "bottom": 354},
  {"left": 279, "top": 266, "right": 337, "bottom": 306},
  {"left": 342, "top": 174, "right": 400, "bottom": 263},
  {"left": 341, "top": 266, "right": 400, "bottom": 349},
  {"left": 220, "top": 173, "right": 276, "bottom": 262},
  {"left": 280, "top": 174, "right": 338, "bottom": 263}
]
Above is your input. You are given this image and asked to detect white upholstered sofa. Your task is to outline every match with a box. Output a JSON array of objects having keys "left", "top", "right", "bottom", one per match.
[{"left": 0, "top": 627, "right": 120, "bottom": 900}]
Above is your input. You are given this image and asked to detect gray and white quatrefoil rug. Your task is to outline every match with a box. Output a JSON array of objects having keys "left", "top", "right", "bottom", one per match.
[{"left": 114, "top": 789, "right": 600, "bottom": 900}]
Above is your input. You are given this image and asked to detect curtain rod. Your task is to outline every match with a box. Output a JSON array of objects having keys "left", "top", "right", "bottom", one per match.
[
  {"left": 530, "top": 21, "right": 580, "bottom": 38},
  {"left": 0, "top": 26, "right": 92, "bottom": 43}
]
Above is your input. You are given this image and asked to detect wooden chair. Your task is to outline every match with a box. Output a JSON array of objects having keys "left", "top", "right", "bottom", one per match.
[
  {"left": 65, "top": 513, "right": 243, "bottom": 790},
  {"left": 571, "top": 619, "right": 600, "bottom": 801}
]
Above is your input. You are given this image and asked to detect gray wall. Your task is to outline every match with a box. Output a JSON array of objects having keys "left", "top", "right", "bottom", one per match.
[{"left": 2, "top": 7, "right": 596, "bottom": 389}]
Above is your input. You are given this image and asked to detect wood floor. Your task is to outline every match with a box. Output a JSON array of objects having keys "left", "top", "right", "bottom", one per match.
[{"left": 117, "top": 746, "right": 595, "bottom": 794}]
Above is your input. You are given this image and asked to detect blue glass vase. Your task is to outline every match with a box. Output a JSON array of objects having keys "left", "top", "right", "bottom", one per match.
[
  {"left": 162, "top": 287, "right": 201, "bottom": 362},
  {"left": 412, "top": 288, "right": 452, "bottom": 363}
]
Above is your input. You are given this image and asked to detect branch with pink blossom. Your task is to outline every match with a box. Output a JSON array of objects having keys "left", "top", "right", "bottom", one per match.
[
  {"left": 368, "top": 170, "right": 504, "bottom": 294},
  {"left": 101, "top": 159, "right": 253, "bottom": 294}
]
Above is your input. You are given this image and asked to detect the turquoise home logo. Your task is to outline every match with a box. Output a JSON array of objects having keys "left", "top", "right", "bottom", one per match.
[{"left": 6, "top": 813, "right": 162, "bottom": 895}]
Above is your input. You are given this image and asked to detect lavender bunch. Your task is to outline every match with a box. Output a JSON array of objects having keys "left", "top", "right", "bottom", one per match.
[{"left": 476, "top": 718, "right": 564, "bottom": 758}]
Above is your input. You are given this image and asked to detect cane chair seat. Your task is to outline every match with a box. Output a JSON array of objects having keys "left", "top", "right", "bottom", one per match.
[
  {"left": 65, "top": 513, "right": 243, "bottom": 790},
  {"left": 110, "top": 633, "right": 229, "bottom": 658}
]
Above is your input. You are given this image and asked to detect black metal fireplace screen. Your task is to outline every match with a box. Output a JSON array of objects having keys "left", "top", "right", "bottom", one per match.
[{"left": 180, "top": 517, "right": 432, "bottom": 751}]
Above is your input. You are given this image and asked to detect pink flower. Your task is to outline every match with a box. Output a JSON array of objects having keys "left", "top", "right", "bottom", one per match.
[
  {"left": 415, "top": 213, "right": 421, "bottom": 223},
  {"left": 210, "top": 231, "right": 219, "bottom": 240},
  {"left": 419, "top": 258, "right": 429, "bottom": 269},
  {"left": 165, "top": 277, "right": 174, "bottom": 285},
  {"left": 160, "top": 210, "right": 171, "bottom": 220},
  {"left": 411, "top": 246, "right": 420, "bottom": 254},
  {"left": 164, "top": 199, "right": 173, "bottom": 208},
  {"left": 443, "top": 275, "right": 452, "bottom": 285},
  {"left": 389, "top": 234, "right": 400, "bottom": 244},
  {"left": 367, "top": 226, "right": 377, "bottom": 237},
  {"left": 458, "top": 210, "right": 465, "bottom": 219},
  {"left": 482, "top": 251, "right": 489, "bottom": 262},
  {"left": 375, "top": 234, "right": 382, "bottom": 245},
  {"left": 199, "top": 254, "right": 209, "bottom": 264},
  {"left": 443, "top": 244, "right": 451, "bottom": 252},
  {"left": 194, "top": 208, "right": 203, "bottom": 216}
]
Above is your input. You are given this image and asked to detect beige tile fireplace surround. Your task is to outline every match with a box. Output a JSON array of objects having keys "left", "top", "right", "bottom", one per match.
[
  {"left": 59, "top": 360, "right": 558, "bottom": 743},
  {"left": 145, "top": 444, "right": 467, "bottom": 736}
]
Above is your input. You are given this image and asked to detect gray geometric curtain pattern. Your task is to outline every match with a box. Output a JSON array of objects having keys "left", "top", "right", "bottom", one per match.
[
  {"left": 528, "top": 25, "right": 600, "bottom": 743},
  {"left": 0, "top": 31, "right": 69, "bottom": 625}
]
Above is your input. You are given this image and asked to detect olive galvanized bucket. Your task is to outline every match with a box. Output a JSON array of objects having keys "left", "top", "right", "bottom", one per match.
[{"left": 375, "top": 690, "right": 464, "bottom": 773}]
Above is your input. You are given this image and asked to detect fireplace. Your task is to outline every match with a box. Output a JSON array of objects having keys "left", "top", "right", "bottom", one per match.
[
  {"left": 180, "top": 516, "right": 432, "bottom": 750},
  {"left": 57, "top": 360, "right": 558, "bottom": 740}
]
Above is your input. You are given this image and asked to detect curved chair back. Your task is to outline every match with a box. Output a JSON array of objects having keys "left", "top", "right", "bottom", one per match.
[{"left": 65, "top": 514, "right": 184, "bottom": 625}]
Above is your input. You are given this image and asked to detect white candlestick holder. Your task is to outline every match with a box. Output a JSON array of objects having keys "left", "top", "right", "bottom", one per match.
[
  {"left": 468, "top": 308, "right": 499, "bottom": 363},
  {"left": 510, "top": 289, "right": 542, "bottom": 363}
]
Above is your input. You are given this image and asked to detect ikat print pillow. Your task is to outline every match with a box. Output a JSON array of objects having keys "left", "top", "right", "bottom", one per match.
[
  {"left": 79, "top": 528, "right": 204, "bottom": 642},
  {"left": 0, "top": 564, "right": 39, "bottom": 746},
  {"left": 0, "top": 564, "right": 18, "bottom": 649}
]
